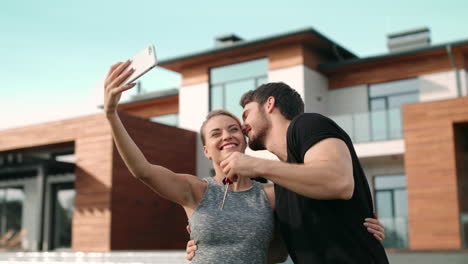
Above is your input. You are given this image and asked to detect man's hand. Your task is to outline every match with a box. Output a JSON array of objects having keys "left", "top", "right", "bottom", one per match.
[
  {"left": 220, "top": 152, "right": 261, "bottom": 181},
  {"left": 186, "top": 240, "right": 197, "bottom": 261},
  {"left": 364, "top": 213, "right": 385, "bottom": 241},
  {"left": 185, "top": 225, "right": 197, "bottom": 261}
]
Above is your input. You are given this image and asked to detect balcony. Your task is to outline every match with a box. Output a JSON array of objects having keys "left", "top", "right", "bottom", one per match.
[{"left": 330, "top": 108, "right": 403, "bottom": 143}]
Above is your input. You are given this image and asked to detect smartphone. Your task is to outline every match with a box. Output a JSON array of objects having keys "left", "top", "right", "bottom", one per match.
[{"left": 124, "top": 44, "right": 157, "bottom": 84}]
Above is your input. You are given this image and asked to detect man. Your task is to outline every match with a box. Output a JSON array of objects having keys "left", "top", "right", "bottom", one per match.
[{"left": 191, "top": 82, "right": 389, "bottom": 263}]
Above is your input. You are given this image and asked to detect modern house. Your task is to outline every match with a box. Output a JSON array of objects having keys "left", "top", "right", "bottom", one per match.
[{"left": 1, "top": 27, "right": 467, "bottom": 263}]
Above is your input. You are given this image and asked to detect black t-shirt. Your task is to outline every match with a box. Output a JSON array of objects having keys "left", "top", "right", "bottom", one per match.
[{"left": 274, "top": 113, "right": 389, "bottom": 264}]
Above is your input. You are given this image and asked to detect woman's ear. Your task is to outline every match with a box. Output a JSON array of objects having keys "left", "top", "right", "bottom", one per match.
[{"left": 203, "top": 146, "right": 211, "bottom": 160}]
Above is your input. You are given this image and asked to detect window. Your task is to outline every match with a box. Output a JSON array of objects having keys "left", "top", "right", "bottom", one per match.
[
  {"left": 369, "top": 78, "right": 419, "bottom": 140},
  {"left": 0, "top": 187, "right": 24, "bottom": 236},
  {"left": 50, "top": 183, "right": 75, "bottom": 249},
  {"left": 210, "top": 58, "right": 268, "bottom": 118},
  {"left": 150, "top": 113, "right": 178, "bottom": 126},
  {"left": 374, "top": 175, "right": 408, "bottom": 248}
]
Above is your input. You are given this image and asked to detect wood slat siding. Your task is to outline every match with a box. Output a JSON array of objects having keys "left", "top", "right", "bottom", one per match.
[
  {"left": 0, "top": 114, "right": 115, "bottom": 251},
  {"left": 110, "top": 113, "right": 195, "bottom": 250},
  {"left": 118, "top": 95, "right": 179, "bottom": 119},
  {"left": 0, "top": 113, "right": 196, "bottom": 251},
  {"left": 402, "top": 96, "right": 468, "bottom": 250},
  {"left": 177, "top": 42, "right": 329, "bottom": 86},
  {"left": 324, "top": 47, "right": 468, "bottom": 89}
]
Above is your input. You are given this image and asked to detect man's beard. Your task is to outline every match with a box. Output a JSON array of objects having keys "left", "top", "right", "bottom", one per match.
[
  {"left": 248, "top": 131, "right": 267, "bottom": 150},
  {"left": 247, "top": 108, "right": 269, "bottom": 151}
]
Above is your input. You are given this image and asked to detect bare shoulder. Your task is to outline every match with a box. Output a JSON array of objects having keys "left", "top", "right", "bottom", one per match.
[
  {"left": 178, "top": 174, "right": 208, "bottom": 206},
  {"left": 179, "top": 174, "right": 207, "bottom": 189},
  {"left": 262, "top": 183, "right": 275, "bottom": 210}
]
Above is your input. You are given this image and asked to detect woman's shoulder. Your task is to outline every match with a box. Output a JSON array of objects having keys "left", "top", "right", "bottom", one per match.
[
  {"left": 262, "top": 183, "right": 275, "bottom": 209},
  {"left": 180, "top": 174, "right": 208, "bottom": 194}
]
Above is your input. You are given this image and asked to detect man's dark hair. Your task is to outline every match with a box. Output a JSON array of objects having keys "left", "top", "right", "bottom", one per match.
[{"left": 240, "top": 82, "right": 304, "bottom": 120}]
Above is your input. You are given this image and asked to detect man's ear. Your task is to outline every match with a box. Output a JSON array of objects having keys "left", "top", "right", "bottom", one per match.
[
  {"left": 266, "top": 96, "right": 276, "bottom": 114},
  {"left": 203, "top": 146, "right": 211, "bottom": 160}
]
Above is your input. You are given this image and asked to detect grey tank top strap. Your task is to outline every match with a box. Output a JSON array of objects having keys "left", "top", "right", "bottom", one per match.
[{"left": 189, "top": 177, "right": 274, "bottom": 264}]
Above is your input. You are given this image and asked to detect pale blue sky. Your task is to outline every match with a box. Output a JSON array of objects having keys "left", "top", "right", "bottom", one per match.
[{"left": 1, "top": 0, "right": 467, "bottom": 129}]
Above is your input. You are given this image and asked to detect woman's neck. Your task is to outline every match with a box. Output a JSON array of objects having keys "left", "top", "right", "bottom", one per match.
[{"left": 212, "top": 172, "right": 252, "bottom": 191}]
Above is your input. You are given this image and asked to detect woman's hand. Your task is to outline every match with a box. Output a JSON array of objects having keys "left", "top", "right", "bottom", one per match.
[{"left": 103, "top": 60, "right": 136, "bottom": 116}]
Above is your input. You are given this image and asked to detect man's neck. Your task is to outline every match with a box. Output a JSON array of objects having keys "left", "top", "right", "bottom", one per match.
[{"left": 265, "top": 118, "right": 291, "bottom": 162}]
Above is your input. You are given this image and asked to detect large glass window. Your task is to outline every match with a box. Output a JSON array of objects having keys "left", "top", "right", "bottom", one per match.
[
  {"left": 150, "top": 113, "right": 178, "bottom": 126},
  {"left": 50, "top": 183, "right": 75, "bottom": 249},
  {"left": 369, "top": 79, "right": 419, "bottom": 140},
  {"left": 374, "top": 175, "right": 408, "bottom": 248},
  {"left": 210, "top": 58, "right": 268, "bottom": 118},
  {"left": 0, "top": 187, "right": 24, "bottom": 236}
]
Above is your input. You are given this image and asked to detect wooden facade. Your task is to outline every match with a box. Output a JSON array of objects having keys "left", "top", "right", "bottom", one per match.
[
  {"left": 403, "top": 96, "right": 468, "bottom": 249},
  {"left": 321, "top": 46, "right": 468, "bottom": 89},
  {"left": 118, "top": 95, "right": 178, "bottom": 119},
  {"left": 0, "top": 113, "right": 196, "bottom": 251}
]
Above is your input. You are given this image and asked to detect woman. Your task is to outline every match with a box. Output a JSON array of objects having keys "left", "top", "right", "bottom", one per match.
[{"left": 103, "top": 60, "right": 384, "bottom": 264}]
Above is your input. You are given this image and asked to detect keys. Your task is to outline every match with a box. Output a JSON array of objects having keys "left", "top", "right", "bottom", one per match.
[{"left": 219, "top": 177, "right": 233, "bottom": 210}]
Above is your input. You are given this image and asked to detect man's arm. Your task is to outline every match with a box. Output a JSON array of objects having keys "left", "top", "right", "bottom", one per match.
[{"left": 221, "top": 138, "right": 353, "bottom": 200}]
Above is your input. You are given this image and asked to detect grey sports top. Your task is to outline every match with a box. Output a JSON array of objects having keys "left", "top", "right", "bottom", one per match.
[{"left": 189, "top": 177, "right": 274, "bottom": 264}]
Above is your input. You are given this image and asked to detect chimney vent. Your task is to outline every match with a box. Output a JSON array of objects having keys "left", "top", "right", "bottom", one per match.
[
  {"left": 387, "top": 28, "right": 430, "bottom": 53},
  {"left": 215, "top": 34, "right": 243, "bottom": 47}
]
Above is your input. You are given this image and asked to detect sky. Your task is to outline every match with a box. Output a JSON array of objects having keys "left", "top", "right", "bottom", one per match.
[{"left": 1, "top": 0, "right": 468, "bottom": 130}]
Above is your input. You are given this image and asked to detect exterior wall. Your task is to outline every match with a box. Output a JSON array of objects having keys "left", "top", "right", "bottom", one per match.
[
  {"left": 403, "top": 96, "right": 468, "bottom": 249},
  {"left": 360, "top": 155, "right": 405, "bottom": 196},
  {"left": 303, "top": 66, "right": 329, "bottom": 115},
  {"left": 0, "top": 114, "right": 113, "bottom": 251},
  {"left": 72, "top": 116, "right": 115, "bottom": 251},
  {"left": 268, "top": 64, "right": 304, "bottom": 97},
  {"left": 118, "top": 96, "right": 179, "bottom": 119},
  {"left": 323, "top": 49, "right": 457, "bottom": 89},
  {"left": 110, "top": 113, "right": 195, "bottom": 250},
  {"left": 461, "top": 69, "right": 468, "bottom": 96},
  {"left": 355, "top": 140, "right": 405, "bottom": 158},
  {"left": 178, "top": 82, "right": 209, "bottom": 132},
  {"left": 268, "top": 65, "right": 329, "bottom": 114},
  {"left": 327, "top": 85, "right": 368, "bottom": 116},
  {"left": 178, "top": 82, "right": 210, "bottom": 178},
  {"left": 419, "top": 70, "right": 459, "bottom": 102},
  {"left": 0, "top": 114, "right": 196, "bottom": 251}
]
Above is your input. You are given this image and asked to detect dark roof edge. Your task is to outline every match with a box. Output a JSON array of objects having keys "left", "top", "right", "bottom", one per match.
[
  {"left": 97, "top": 88, "right": 179, "bottom": 109},
  {"left": 122, "top": 88, "right": 179, "bottom": 105},
  {"left": 387, "top": 27, "right": 430, "bottom": 38},
  {"left": 159, "top": 27, "right": 358, "bottom": 66},
  {"left": 319, "top": 38, "right": 468, "bottom": 71}
]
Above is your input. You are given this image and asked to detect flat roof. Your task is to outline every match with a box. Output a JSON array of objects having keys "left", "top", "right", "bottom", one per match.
[
  {"left": 159, "top": 27, "right": 358, "bottom": 67},
  {"left": 319, "top": 38, "right": 468, "bottom": 71},
  {"left": 97, "top": 88, "right": 178, "bottom": 109}
]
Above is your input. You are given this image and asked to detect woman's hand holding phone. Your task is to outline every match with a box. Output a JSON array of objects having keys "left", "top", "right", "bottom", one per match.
[{"left": 103, "top": 61, "right": 136, "bottom": 116}]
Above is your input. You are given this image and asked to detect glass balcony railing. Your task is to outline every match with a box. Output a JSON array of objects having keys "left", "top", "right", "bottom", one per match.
[{"left": 330, "top": 108, "right": 403, "bottom": 143}]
